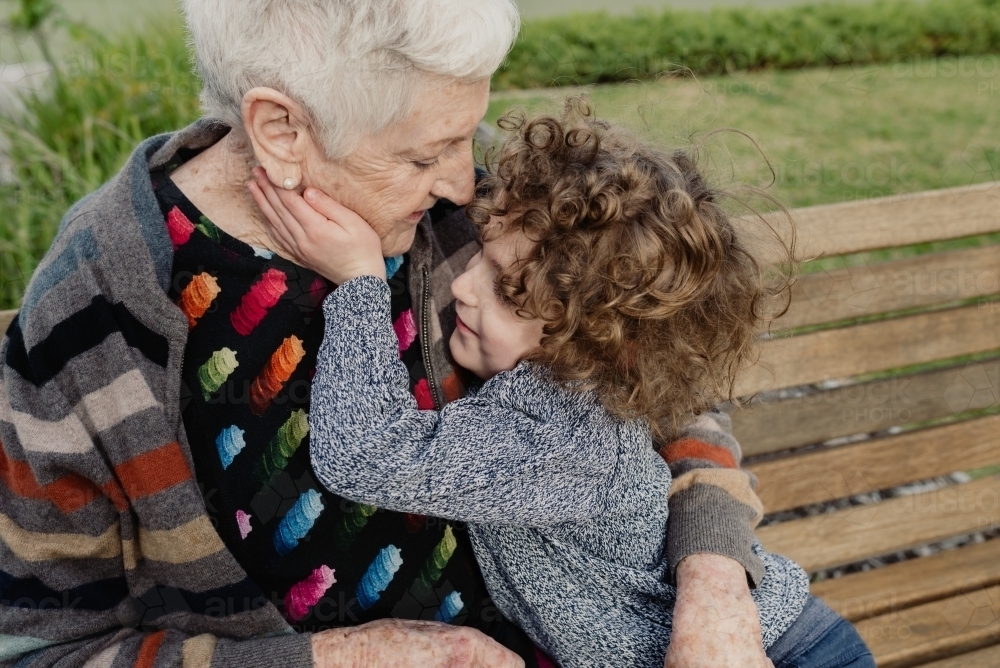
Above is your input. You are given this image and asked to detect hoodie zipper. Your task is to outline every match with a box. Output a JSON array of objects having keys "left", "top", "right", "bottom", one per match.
[{"left": 420, "top": 265, "right": 443, "bottom": 410}]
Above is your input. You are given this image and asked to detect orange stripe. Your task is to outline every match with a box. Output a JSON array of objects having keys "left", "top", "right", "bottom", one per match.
[
  {"left": 115, "top": 442, "right": 192, "bottom": 500},
  {"left": 0, "top": 439, "right": 105, "bottom": 513},
  {"left": 661, "top": 437, "right": 737, "bottom": 469},
  {"left": 441, "top": 373, "right": 465, "bottom": 404},
  {"left": 101, "top": 479, "right": 130, "bottom": 512},
  {"left": 135, "top": 631, "right": 166, "bottom": 668}
]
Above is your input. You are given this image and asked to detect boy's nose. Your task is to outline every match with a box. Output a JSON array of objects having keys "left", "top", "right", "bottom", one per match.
[{"left": 451, "top": 270, "right": 476, "bottom": 307}]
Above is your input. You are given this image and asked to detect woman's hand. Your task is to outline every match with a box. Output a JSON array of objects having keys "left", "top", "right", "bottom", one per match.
[
  {"left": 248, "top": 166, "right": 386, "bottom": 284},
  {"left": 664, "top": 553, "right": 774, "bottom": 668},
  {"left": 311, "top": 618, "right": 525, "bottom": 668}
]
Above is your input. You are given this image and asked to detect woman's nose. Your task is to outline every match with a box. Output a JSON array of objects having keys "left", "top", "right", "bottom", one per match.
[{"left": 432, "top": 149, "right": 475, "bottom": 206}]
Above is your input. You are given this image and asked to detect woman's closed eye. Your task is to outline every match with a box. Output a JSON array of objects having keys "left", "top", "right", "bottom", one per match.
[{"left": 412, "top": 158, "right": 440, "bottom": 171}]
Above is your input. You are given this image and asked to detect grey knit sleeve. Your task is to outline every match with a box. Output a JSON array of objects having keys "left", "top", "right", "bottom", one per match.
[{"left": 308, "top": 275, "right": 625, "bottom": 526}]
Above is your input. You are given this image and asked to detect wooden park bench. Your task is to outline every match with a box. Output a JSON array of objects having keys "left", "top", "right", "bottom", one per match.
[
  {"left": 0, "top": 182, "right": 995, "bottom": 666},
  {"left": 731, "top": 182, "right": 1000, "bottom": 667}
]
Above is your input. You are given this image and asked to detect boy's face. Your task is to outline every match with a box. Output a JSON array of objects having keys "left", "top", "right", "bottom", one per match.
[{"left": 448, "top": 224, "right": 545, "bottom": 380}]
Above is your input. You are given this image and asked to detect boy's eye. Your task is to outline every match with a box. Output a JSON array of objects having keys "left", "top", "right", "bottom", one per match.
[{"left": 493, "top": 280, "right": 515, "bottom": 306}]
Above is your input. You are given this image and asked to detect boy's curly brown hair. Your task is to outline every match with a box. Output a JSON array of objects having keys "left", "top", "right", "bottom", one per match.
[{"left": 467, "top": 98, "right": 795, "bottom": 443}]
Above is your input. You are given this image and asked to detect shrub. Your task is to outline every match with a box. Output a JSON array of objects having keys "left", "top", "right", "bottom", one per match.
[{"left": 494, "top": 0, "right": 1000, "bottom": 89}]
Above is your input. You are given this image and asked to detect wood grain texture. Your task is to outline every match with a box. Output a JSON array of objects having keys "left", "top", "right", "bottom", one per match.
[
  {"left": 737, "top": 302, "right": 1000, "bottom": 396},
  {"left": 918, "top": 643, "right": 1000, "bottom": 668},
  {"left": 778, "top": 245, "right": 1000, "bottom": 331},
  {"left": 731, "top": 358, "right": 1000, "bottom": 457},
  {"left": 857, "top": 584, "right": 1000, "bottom": 668},
  {"left": 757, "top": 476, "right": 1000, "bottom": 573},
  {"left": 748, "top": 415, "right": 1000, "bottom": 513},
  {"left": 812, "top": 538, "right": 1000, "bottom": 622},
  {"left": 749, "top": 182, "right": 1000, "bottom": 264}
]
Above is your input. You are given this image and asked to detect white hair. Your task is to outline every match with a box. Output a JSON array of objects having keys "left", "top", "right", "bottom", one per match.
[{"left": 182, "top": 0, "right": 520, "bottom": 158}]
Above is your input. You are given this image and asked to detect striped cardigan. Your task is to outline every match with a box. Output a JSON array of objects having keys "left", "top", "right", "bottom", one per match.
[{"left": 0, "top": 119, "right": 765, "bottom": 667}]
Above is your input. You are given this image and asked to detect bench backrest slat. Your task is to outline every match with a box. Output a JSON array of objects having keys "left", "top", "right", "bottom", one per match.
[
  {"left": 732, "top": 356, "right": 1000, "bottom": 456},
  {"left": 777, "top": 245, "right": 1000, "bottom": 331},
  {"left": 752, "top": 182, "right": 1000, "bottom": 263},
  {"left": 757, "top": 473, "right": 1000, "bottom": 572},
  {"left": 737, "top": 301, "right": 1000, "bottom": 396},
  {"left": 747, "top": 414, "right": 1000, "bottom": 513}
]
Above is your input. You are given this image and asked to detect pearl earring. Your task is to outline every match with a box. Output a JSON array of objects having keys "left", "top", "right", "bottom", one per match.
[{"left": 282, "top": 177, "right": 296, "bottom": 190}]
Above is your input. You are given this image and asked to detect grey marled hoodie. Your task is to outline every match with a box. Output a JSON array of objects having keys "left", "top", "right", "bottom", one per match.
[{"left": 310, "top": 276, "right": 810, "bottom": 668}]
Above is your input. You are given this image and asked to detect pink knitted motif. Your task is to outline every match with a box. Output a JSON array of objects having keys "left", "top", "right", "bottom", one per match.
[
  {"left": 235, "top": 510, "right": 253, "bottom": 540},
  {"left": 413, "top": 378, "right": 435, "bottom": 410},
  {"left": 285, "top": 565, "right": 337, "bottom": 622},
  {"left": 166, "top": 206, "right": 195, "bottom": 250},
  {"left": 393, "top": 309, "right": 418, "bottom": 354},
  {"left": 231, "top": 268, "right": 288, "bottom": 335}
]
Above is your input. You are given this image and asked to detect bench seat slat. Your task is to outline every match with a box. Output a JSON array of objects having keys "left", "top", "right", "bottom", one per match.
[
  {"left": 856, "top": 583, "right": 1000, "bottom": 668},
  {"left": 757, "top": 475, "right": 1000, "bottom": 572},
  {"left": 919, "top": 643, "right": 1000, "bottom": 667},
  {"left": 732, "top": 358, "right": 1000, "bottom": 457},
  {"left": 779, "top": 245, "right": 1000, "bottom": 331},
  {"left": 812, "top": 538, "right": 1000, "bottom": 622},
  {"left": 748, "top": 415, "right": 1000, "bottom": 513},
  {"left": 737, "top": 302, "right": 1000, "bottom": 396},
  {"left": 753, "top": 182, "right": 1000, "bottom": 263}
]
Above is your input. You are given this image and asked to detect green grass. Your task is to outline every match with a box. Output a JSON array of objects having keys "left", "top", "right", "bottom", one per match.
[{"left": 488, "top": 60, "right": 1000, "bottom": 275}]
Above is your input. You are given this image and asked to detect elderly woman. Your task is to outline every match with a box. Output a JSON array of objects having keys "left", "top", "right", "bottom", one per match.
[{"left": 0, "top": 1, "right": 839, "bottom": 667}]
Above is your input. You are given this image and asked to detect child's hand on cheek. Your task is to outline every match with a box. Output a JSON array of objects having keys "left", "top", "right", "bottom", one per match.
[{"left": 248, "top": 166, "right": 387, "bottom": 284}]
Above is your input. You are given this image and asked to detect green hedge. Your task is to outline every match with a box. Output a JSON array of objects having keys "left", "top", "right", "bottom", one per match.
[{"left": 494, "top": 0, "right": 1000, "bottom": 89}]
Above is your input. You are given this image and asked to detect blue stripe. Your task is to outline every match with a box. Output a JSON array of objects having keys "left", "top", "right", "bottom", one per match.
[
  {"left": 19, "top": 229, "right": 99, "bottom": 319},
  {"left": 0, "top": 635, "right": 57, "bottom": 662}
]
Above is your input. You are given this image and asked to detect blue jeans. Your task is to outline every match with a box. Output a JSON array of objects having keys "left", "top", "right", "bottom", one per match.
[{"left": 767, "top": 597, "right": 876, "bottom": 668}]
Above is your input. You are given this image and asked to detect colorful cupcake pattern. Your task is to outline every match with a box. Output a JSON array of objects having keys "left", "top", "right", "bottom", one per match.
[
  {"left": 232, "top": 268, "right": 288, "bottom": 336},
  {"left": 250, "top": 335, "right": 306, "bottom": 415},
  {"left": 286, "top": 565, "right": 337, "bottom": 622},
  {"left": 167, "top": 206, "right": 196, "bottom": 250},
  {"left": 435, "top": 591, "right": 465, "bottom": 623},
  {"left": 253, "top": 409, "right": 309, "bottom": 487},
  {"left": 178, "top": 272, "right": 222, "bottom": 329},
  {"left": 160, "top": 192, "right": 487, "bottom": 635},
  {"left": 274, "top": 489, "right": 325, "bottom": 557},
  {"left": 198, "top": 348, "right": 239, "bottom": 400},
  {"left": 357, "top": 545, "right": 403, "bottom": 610},
  {"left": 215, "top": 425, "right": 246, "bottom": 470}
]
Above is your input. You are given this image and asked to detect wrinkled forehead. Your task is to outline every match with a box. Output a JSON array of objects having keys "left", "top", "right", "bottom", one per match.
[{"left": 386, "top": 78, "right": 491, "bottom": 156}]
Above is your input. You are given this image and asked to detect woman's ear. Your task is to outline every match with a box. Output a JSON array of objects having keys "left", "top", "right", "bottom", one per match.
[{"left": 241, "top": 87, "right": 312, "bottom": 190}]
